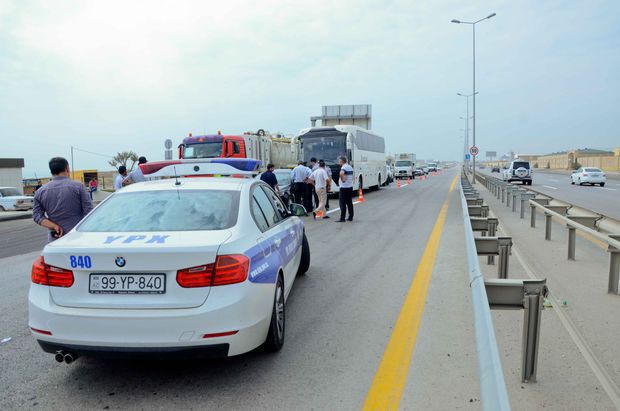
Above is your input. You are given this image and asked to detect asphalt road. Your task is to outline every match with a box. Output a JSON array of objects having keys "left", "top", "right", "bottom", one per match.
[
  {"left": 478, "top": 168, "right": 620, "bottom": 220},
  {"left": 0, "top": 218, "right": 48, "bottom": 259},
  {"left": 0, "top": 170, "right": 459, "bottom": 410}
]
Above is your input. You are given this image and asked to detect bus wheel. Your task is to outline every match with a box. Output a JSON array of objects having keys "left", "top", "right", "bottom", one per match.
[
  {"left": 377, "top": 175, "right": 381, "bottom": 190},
  {"left": 358, "top": 177, "right": 363, "bottom": 192}
]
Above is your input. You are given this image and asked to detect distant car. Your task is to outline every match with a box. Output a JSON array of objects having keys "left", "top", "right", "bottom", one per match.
[
  {"left": 0, "top": 187, "right": 34, "bottom": 211},
  {"left": 414, "top": 168, "right": 425, "bottom": 176},
  {"left": 502, "top": 160, "right": 532, "bottom": 185},
  {"left": 422, "top": 167, "right": 430, "bottom": 174},
  {"left": 571, "top": 167, "right": 606, "bottom": 187},
  {"left": 491, "top": 167, "right": 501, "bottom": 173}
]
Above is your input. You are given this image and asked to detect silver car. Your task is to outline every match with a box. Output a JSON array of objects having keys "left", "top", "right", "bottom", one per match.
[{"left": 0, "top": 187, "right": 34, "bottom": 211}]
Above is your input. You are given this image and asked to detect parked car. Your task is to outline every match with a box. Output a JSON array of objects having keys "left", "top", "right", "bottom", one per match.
[
  {"left": 414, "top": 168, "right": 425, "bottom": 177},
  {"left": 0, "top": 187, "right": 34, "bottom": 211},
  {"left": 502, "top": 160, "right": 533, "bottom": 185},
  {"left": 571, "top": 167, "right": 606, "bottom": 186},
  {"left": 256, "top": 169, "right": 294, "bottom": 205},
  {"left": 491, "top": 166, "right": 501, "bottom": 173}
]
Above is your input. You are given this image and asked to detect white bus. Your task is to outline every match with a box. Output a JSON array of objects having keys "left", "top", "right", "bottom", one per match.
[{"left": 296, "top": 125, "right": 388, "bottom": 192}]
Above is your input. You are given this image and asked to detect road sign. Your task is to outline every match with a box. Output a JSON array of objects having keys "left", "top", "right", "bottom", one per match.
[
  {"left": 465, "top": 154, "right": 471, "bottom": 160},
  {"left": 470, "top": 146, "right": 479, "bottom": 156},
  {"left": 164, "top": 139, "right": 173, "bottom": 150},
  {"left": 486, "top": 151, "right": 496, "bottom": 158}
]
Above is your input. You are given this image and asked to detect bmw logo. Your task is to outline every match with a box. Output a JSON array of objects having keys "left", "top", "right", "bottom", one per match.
[{"left": 115, "top": 257, "right": 126, "bottom": 268}]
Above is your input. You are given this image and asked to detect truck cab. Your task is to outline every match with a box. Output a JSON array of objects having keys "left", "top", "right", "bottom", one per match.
[
  {"left": 394, "top": 160, "right": 414, "bottom": 179},
  {"left": 178, "top": 134, "right": 245, "bottom": 159}
]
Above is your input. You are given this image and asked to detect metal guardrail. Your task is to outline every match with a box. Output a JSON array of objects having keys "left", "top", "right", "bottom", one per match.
[
  {"left": 478, "top": 173, "right": 620, "bottom": 294},
  {"left": 460, "top": 175, "right": 511, "bottom": 411}
]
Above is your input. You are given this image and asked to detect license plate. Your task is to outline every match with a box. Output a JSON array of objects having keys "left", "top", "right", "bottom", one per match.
[{"left": 89, "top": 274, "right": 166, "bottom": 294}]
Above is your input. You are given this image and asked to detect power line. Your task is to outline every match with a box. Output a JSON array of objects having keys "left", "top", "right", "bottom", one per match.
[{"left": 72, "top": 146, "right": 115, "bottom": 159}]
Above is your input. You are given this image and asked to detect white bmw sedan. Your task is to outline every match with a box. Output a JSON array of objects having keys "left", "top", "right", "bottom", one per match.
[
  {"left": 28, "top": 161, "right": 310, "bottom": 363},
  {"left": 571, "top": 167, "right": 607, "bottom": 186}
]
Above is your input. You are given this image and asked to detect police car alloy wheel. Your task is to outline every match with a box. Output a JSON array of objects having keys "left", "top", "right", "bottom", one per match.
[{"left": 264, "top": 274, "right": 285, "bottom": 352}]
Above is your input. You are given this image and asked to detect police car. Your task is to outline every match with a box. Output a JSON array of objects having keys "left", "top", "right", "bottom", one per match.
[{"left": 28, "top": 159, "right": 310, "bottom": 363}]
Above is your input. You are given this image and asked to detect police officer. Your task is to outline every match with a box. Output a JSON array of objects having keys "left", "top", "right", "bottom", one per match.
[{"left": 336, "top": 156, "right": 354, "bottom": 223}]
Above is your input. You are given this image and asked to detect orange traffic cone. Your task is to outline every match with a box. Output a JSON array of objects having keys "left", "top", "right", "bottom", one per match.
[
  {"left": 407, "top": 177, "right": 411, "bottom": 185},
  {"left": 397, "top": 180, "right": 401, "bottom": 189},
  {"left": 316, "top": 210, "right": 325, "bottom": 218},
  {"left": 358, "top": 188, "right": 365, "bottom": 202}
]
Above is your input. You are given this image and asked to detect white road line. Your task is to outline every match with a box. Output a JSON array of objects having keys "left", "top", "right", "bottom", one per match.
[
  {"left": 542, "top": 185, "right": 558, "bottom": 190},
  {"left": 600, "top": 187, "right": 617, "bottom": 191},
  {"left": 548, "top": 178, "right": 559, "bottom": 182},
  {"left": 324, "top": 200, "right": 362, "bottom": 216}
]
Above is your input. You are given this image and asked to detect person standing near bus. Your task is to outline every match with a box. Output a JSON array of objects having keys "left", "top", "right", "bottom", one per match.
[
  {"left": 336, "top": 156, "right": 354, "bottom": 223},
  {"left": 308, "top": 160, "right": 330, "bottom": 220},
  {"left": 291, "top": 161, "right": 310, "bottom": 208}
]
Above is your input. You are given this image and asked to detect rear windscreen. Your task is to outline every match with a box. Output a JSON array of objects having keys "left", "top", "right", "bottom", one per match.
[
  {"left": 585, "top": 168, "right": 601, "bottom": 172},
  {"left": 513, "top": 162, "right": 530, "bottom": 169},
  {"left": 78, "top": 190, "right": 239, "bottom": 232}
]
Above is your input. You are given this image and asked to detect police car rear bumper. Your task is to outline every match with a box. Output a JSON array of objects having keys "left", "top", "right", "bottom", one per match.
[{"left": 29, "top": 282, "right": 274, "bottom": 357}]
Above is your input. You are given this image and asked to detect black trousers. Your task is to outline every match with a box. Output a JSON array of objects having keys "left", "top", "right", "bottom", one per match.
[
  {"left": 339, "top": 187, "right": 354, "bottom": 221},
  {"left": 293, "top": 182, "right": 306, "bottom": 205}
]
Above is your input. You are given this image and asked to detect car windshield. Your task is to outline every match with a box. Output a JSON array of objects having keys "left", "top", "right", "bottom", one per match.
[
  {"left": 396, "top": 161, "right": 411, "bottom": 166},
  {"left": 78, "top": 190, "right": 239, "bottom": 232},
  {"left": 183, "top": 142, "right": 223, "bottom": 159},
  {"left": 585, "top": 168, "right": 601, "bottom": 172},
  {"left": 513, "top": 161, "right": 530, "bottom": 169},
  {"left": 0, "top": 188, "right": 20, "bottom": 196}
]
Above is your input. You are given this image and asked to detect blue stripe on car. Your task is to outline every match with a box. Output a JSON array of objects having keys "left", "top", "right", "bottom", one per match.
[{"left": 246, "top": 221, "right": 304, "bottom": 284}]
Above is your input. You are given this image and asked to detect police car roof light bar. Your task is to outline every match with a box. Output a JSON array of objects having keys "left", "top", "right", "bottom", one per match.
[{"left": 140, "top": 158, "right": 262, "bottom": 178}]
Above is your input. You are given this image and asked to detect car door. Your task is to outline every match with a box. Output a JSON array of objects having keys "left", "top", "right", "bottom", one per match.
[
  {"left": 251, "top": 184, "right": 295, "bottom": 296},
  {"left": 259, "top": 185, "right": 300, "bottom": 298}
]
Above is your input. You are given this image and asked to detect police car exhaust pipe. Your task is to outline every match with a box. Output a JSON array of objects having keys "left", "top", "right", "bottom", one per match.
[
  {"left": 54, "top": 351, "right": 65, "bottom": 363},
  {"left": 63, "top": 352, "right": 78, "bottom": 364}
]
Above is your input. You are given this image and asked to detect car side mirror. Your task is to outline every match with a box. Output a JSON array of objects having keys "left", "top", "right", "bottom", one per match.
[{"left": 289, "top": 203, "right": 308, "bottom": 217}]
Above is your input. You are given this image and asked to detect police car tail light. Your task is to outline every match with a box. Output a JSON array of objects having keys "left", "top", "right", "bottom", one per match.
[
  {"left": 212, "top": 255, "right": 249, "bottom": 286},
  {"left": 177, "top": 264, "right": 215, "bottom": 288},
  {"left": 31, "top": 256, "right": 74, "bottom": 287}
]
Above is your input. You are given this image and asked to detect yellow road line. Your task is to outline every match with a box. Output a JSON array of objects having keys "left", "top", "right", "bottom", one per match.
[{"left": 363, "top": 174, "right": 457, "bottom": 410}]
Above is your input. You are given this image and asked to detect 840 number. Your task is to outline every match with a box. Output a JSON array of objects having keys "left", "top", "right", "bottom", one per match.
[{"left": 69, "top": 255, "right": 92, "bottom": 269}]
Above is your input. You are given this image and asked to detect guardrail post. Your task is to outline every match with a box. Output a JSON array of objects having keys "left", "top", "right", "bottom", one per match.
[
  {"left": 488, "top": 218, "right": 498, "bottom": 265},
  {"left": 506, "top": 188, "right": 511, "bottom": 207},
  {"left": 530, "top": 204, "right": 536, "bottom": 228},
  {"left": 567, "top": 226, "right": 576, "bottom": 261},
  {"left": 512, "top": 191, "right": 519, "bottom": 212},
  {"left": 608, "top": 235, "right": 620, "bottom": 294},
  {"left": 545, "top": 213, "right": 552, "bottom": 241},
  {"left": 485, "top": 278, "right": 549, "bottom": 383},
  {"left": 498, "top": 237, "right": 512, "bottom": 279},
  {"left": 522, "top": 281, "right": 547, "bottom": 382},
  {"left": 501, "top": 186, "right": 506, "bottom": 203}
]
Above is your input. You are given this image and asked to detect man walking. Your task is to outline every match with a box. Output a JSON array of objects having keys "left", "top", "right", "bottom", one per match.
[
  {"left": 114, "top": 165, "right": 127, "bottom": 191},
  {"left": 260, "top": 164, "right": 279, "bottom": 193},
  {"left": 309, "top": 160, "right": 331, "bottom": 219},
  {"left": 291, "top": 161, "right": 310, "bottom": 208},
  {"left": 33, "top": 157, "right": 93, "bottom": 241},
  {"left": 336, "top": 156, "right": 354, "bottom": 223}
]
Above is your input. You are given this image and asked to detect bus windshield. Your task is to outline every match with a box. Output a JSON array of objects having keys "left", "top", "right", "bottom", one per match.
[
  {"left": 183, "top": 142, "right": 223, "bottom": 159},
  {"left": 300, "top": 129, "right": 347, "bottom": 163}
]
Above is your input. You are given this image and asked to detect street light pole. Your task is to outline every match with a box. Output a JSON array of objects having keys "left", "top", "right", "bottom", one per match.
[
  {"left": 452, "top": 13, "right": 496, "bottom": 184},
  {"left": 457, "top": 92, "right": 477, "bottom": 173}
]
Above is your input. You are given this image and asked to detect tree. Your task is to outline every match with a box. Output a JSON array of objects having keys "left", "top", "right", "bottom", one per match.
[{"left": 109, "top": 151, "right": 139, "bottom": 171}]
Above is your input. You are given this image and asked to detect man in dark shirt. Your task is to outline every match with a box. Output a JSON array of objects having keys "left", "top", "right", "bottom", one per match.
[
  {"left": 33, "top": 157, "right": 93, "bottom": 241},
  {"left": 260, "top": 164, "right": 280, "bottom": 193}
]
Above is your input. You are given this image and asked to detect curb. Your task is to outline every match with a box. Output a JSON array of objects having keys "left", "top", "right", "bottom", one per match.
[{"left": 0, "top": 213, "right": 33, "bottom": 223}]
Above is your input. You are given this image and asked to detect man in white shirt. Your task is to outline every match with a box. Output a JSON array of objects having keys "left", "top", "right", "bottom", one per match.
[
  {"left": 291, "top": 161, "right": 311, "bottom": 207},
  {"left": 308, "top": 160, "right": 331, "bottom": 219},
  {"left": 113, "top": 166, "right": 127, "bottom": 191},
  {"left": 336, "top": 156, "right": 355, "bottom": 222},
  {"left": 124, "top": 156, "right": 147, "bottom": 185}
]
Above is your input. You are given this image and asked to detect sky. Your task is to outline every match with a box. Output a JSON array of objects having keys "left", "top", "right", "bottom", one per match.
[{"left": 0, "top": 0, "right": 619, "bottom": 178}]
